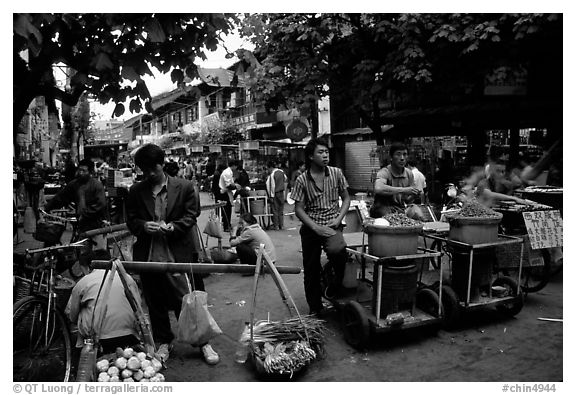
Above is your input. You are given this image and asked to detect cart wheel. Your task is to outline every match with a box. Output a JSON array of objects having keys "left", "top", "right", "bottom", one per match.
[
  {"left": 341, "top": 301, "right": 370, "bottom": 350},
  {"left": 493, "top": 276, "right": 524, "bottom": 316},
  {"left": 415, "top": 288, "right": 441, "bottom": 318},
  {"left": 431, "top": 284, "right": 460, "bottom": 329}
]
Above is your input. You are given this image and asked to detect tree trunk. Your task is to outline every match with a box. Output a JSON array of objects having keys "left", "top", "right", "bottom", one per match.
[
  {"left": 509, "top": 128, "right": 520, "bottom": 167},
  {"left": 467, "top": 128, "right": 488, "bottom": 167},
  {"left": 309, "top": 98, "right": 318, "bottom": 140}
]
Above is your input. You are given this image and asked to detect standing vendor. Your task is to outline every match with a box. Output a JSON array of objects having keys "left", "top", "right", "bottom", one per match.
[{"left": 370, "top": 142, "right": 420, "bottom": 218}]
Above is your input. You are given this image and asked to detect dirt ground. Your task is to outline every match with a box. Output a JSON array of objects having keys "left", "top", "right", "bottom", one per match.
[{"left": 162, "top": 193, "right": 564, "bottom": 383}]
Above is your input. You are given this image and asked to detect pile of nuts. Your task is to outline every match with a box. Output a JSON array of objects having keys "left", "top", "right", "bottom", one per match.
[
  {"left": 455, "top": 199, "right": 500, "bottom": 218},
  {"left": 382, "top": 213, "right": 422, "bottom": 227}
]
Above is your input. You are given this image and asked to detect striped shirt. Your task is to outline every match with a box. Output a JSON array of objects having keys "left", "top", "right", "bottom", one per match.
[{"left": 291, "top": 166, "right": 349, "bottom": 226}]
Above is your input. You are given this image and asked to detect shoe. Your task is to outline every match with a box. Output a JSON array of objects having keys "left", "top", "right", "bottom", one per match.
[
  {"left": 156, "top": 343, "right": 173, "bottom": 363},
  {"left": 201, "top": 344, "right": 220, "bottom": 365}
]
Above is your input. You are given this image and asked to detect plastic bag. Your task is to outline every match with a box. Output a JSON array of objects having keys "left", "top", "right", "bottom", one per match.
[
  {"left": 203, "top": 211, "right": 224, "bottom": 239},
  {"left": 177, "top": 290, "right": 222, "bottom": 346}
]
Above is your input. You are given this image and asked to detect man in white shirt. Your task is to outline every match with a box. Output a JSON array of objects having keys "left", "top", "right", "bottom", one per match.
[
  {"left": 407, "top": 160, "right": 427, "bottom": 204},
  {"left": 218, "top": 160, "right": 239, "bottom": 232}
]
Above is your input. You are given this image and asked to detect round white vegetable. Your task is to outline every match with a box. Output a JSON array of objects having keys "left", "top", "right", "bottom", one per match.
[
  {"left": 127, "top": 356, "right": 141, "bottom": 371},
  {"left": 136, "top": 352, "right": 147, "bottom": 361},
  {"left": 140, "top": 360, "right": 152, "bottom": 370},
  {"left": 96, "top": 359, "right": 109, "bottom": 372},
  {"left": 132, "top": 369, "right": 144, "bottom": 382},
  {"left": 97, "top": 372, "right": 110, "bottom": 382},
  {"left": 109, "top": 375, "right": 120, "bottom": 382},
  {"left": 151, "top": 358, "right": 163, "bottom": 372},
  {"left": 107, "top": 366, "right": 120, "bottom": 376},
  {"left": 123, "top": 377, "right": 134, "bottom": 382},
  {"left": 121, "top": 369, "right": 133, "bottom": 379},
  {"left": 122, "top": 347, "right": 134, "bottom": 359},
  {"left": 143, "top": 366, "right": 156, "bottom": 379},
  {"left": 154, "top": 373, "right": 165, "bottom": 382},
  {"left": 114, "top": 357, "right": 127, "bottom": 370}
]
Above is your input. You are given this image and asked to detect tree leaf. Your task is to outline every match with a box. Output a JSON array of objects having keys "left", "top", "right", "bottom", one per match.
[
  {"left": 129, "top": 99, "right": 142, "bottom": 113},
  {"left": 121, "top": 66, "right": 140, "bottom": 81},
  {"left": 170, "top": 68, "right": 184, "bottom": 84},
  {"left": 145, "top": 17, "right": 166, "bottom": 43},
  {"left": 92, "top": 52, "right": 114, "bottom": 71},
  {"left": 113, "top": 103, "right": 125, "bottom": 118},
  {"left": 13, "top": 14, "right": 43, "bottom": 45}
]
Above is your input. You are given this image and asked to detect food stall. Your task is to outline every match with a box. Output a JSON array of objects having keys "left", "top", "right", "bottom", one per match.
[{"left": 238, "top": 140, "right": 305, "bottom": 189}]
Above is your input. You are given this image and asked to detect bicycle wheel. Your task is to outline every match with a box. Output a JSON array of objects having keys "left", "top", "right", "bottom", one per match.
[
  {"left": 516, "top": 251, "right": 551, "bottom": 293},
  {"left": 13, "top": 296, "right": 73, "bottom": 382}
]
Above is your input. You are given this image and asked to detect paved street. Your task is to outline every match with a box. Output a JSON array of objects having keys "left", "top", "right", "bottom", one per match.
[{"left": 13, "top": 192, "right": 563, "bottom": 382}]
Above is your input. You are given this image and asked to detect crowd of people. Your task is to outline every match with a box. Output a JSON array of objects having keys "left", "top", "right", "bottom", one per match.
[{"left": 17, "top": 135, "right": 561, "bottom": 372}]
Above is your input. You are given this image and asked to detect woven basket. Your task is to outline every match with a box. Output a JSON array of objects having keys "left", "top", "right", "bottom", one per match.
[
  {"left": 34, "top": 221, "right": 66, "bottom": 244},
  {"left": 13, "top": 275, "right": 76, "bottom": 311},
  {"left": 495, "top": 235, "right": 544, "bottom": 269},
  {"left": 249, "top": 343, "right": 308, "bottom": 380}
]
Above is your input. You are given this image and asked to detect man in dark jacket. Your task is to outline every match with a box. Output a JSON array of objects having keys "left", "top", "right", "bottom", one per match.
[
  {"left": 44, "top": 158, "right": 108, "bottom": 272},
  {"left": 126, "top": 144, "right": 219, "bottom": 365}
]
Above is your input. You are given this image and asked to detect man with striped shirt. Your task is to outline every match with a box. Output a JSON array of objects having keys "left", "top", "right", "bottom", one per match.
[{"left": 291, "top": 137, "right": 351, "bottom": 316}]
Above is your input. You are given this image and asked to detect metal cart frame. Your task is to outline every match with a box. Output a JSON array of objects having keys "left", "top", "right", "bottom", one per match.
[
  {"left": 325, "top": 238, "right": 443, "bottom": 348},
  {"left": 421, "top": 233, "right": 525, "bottom": 314}
]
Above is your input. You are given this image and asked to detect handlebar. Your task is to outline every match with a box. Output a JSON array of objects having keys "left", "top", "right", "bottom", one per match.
[
  {"left": 25, "top": 238, "right": 90, "bottom": 256},
  {"left": 39, "top": 209, "right": 77, "bottom": 224}
]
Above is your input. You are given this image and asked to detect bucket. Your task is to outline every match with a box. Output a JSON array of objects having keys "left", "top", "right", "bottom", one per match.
[
  {"left": 249, "top": 200, "right": 265, "bottom": 215},
  {"left": 447, "top": 213, "right": 502, "bottom": 244},
  {"left": 363, "top": 223, "right": 422, "bottom": 257},
  {"left": 372, "top": 264, "right": 418, "bottom": 317}
]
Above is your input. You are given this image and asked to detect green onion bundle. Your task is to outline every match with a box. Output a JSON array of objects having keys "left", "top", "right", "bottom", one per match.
[{"left": 247, "top": 315, "right": 327, "bottom": 351}]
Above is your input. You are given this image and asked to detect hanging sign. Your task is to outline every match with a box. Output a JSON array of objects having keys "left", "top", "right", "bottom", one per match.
[
  {"left": 522, "top": 210, "right": 563, "bottom": 249},
  {"left": 286, "top": 120, "right": 308, "bottom": 142}
]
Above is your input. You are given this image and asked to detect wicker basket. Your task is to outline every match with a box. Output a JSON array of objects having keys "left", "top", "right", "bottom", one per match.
[
  {"left": 249, "top": 343, "right": 308, "bottom": 380},
  {"left": 13, "top": 275, "right": 76, "bottom": 311},
  {"left": 495, "top": 235, "right": 544, "bottom": 269},
  {"left": 34, "top": 221, "right": 66, "bottom": 244}
]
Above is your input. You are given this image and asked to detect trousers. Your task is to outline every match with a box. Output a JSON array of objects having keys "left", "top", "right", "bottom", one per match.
[{"left": 299, "top": 225, "right": 347, "bottom": 313}]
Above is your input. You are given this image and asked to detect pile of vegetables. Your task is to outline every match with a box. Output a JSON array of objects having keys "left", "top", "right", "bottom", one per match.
[
  {"left": 254, "top": 340, "right": 317, "bottom": 375},
  {"left": 454, "top": 199, "right": 500, "bottom": 218},
  {"left": 95, "top": 347, "right": 165, "bottom": 382},
  {"left": 243, "top": 315, "right": 327, "bottom": 376}
]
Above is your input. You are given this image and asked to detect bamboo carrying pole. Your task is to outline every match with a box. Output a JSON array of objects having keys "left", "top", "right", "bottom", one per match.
[{"left": 91, "top": 260, "right": 302, "bottom": 275}]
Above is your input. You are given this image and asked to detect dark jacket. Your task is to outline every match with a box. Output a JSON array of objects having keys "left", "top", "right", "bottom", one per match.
[
  {"left": 126, "top": 176, "right": 201, "bottom": 263},
  {"left": 45, "top": 176, "right": 107, "bottom": 233}
]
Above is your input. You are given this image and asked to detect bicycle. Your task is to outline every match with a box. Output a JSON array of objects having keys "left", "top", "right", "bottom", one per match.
[{"left": 13, "top": 238, "right": 88, "bottom": 382}]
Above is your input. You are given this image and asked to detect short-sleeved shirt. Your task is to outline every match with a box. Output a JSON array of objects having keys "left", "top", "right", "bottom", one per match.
[
  {"left": 411, "top": 167, "right": 427, "bottom": 192},
  {"left": 65, "top": 270, "right": 141, "bottom": 348},
  {"left": 232, "top": 223, "right": 277, "bottom": 262},
  {"left": 374, "top": 165, "right": 415, "bottom": 208},
  {"left": 290, "top": 166, "right": 349, "bottom": 226}
]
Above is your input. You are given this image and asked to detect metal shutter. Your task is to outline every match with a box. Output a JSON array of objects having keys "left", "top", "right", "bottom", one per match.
[{"left": 344, "top": 140, "right": 378, "bottom": 192}]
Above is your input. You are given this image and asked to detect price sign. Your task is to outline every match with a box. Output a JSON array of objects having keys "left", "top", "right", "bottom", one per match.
[{"left": 522, "top": 210, "right": 563, "bottom": 249}]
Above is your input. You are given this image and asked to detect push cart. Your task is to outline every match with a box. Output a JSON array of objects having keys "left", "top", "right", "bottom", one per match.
[
  {"left": 325, "top": 233, "right": 443, "bottom": 349},
  {"left": 421, "top": 233, "right": 525, "bottom": 327}
]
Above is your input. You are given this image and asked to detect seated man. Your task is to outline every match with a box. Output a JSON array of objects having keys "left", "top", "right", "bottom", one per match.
[
  {"left": 230, "top": 212, "right": 277, "bottom": 270},
  {"left": 65, "top": 250, "right": 141, "bottom": 354}
]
